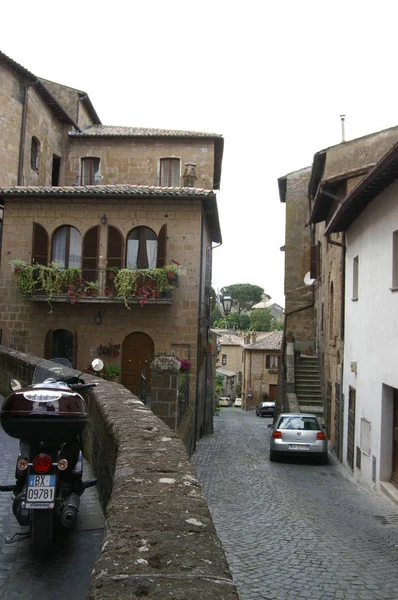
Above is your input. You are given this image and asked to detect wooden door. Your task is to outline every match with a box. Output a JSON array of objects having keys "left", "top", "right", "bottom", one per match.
[
  {"left": 392, "top": 389, "right": 398, "bottom": 487},
  {"left": 122, "top": 332, "right": 154, "bottom": 396},
  {"left": 347, "top": 387, "right": 356, "bottom": 470},
  {"left": 268, "top": 385, "right": 277, "bottom": 403}
]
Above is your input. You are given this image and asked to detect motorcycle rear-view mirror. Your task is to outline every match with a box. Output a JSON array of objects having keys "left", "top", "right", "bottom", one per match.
[
  {"left": 91, "top": 358, "right": 104, "bottom": 372},
  {"left": 10, "top": 379, "right": 22, "bottom": 391}
]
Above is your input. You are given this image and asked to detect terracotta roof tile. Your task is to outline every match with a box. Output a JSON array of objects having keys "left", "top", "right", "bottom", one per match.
[
  {"left": 0, "top": 184, "right": 215, "bottom": 198},
  {"left": 246, "top": 331, "right": 283, "bottom": 351},
  {"left": 69, "top": 125, "right": 222, "bottom": 138}
]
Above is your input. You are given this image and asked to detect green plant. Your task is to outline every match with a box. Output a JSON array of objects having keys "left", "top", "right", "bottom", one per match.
[
  {"left": 106, "top": 266, "right": 119, "bottom": 276},
  {"left": 101, "top": 364, "right": 121, "bottom": 380},
  {"left": 84, "top": 280, "right": 99, "bottom": 293},
  {"left": 11, "top": 259, "right": 27, "bottom": 271},
  {"left": 287, "top": 330, "right": 295, "bottom": 342},
  {"left": 262, "top": 392, "right": 269, "bottom": 401},
  {"left": 113, "top": 267, "right": 175, "bottom": 309}
]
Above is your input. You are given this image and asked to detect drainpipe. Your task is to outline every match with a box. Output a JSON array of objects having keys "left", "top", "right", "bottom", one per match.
[
  {"left": 194, "top": 214, "right": 205, "bottom": 452},
  {"left": 18, "top": 81, "right": 39, "bottom": 185}
]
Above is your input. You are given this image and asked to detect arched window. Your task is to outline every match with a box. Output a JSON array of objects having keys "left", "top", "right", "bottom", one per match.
[
  {"left": 127, "top": 227, "right": 157, "bottom": 269},
  {"left": 125, "top": 224, "right": 167, "bottom": 270},
  {"left": 31, "top": 137, "right": 40, "bottom": 171},
  {"left": 52, "top": 226, "right": 82, "bottom": 268}
]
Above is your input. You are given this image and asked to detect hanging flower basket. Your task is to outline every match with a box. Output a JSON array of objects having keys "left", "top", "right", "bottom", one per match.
[{"left": 151, "top": 355, "right": 181, "bottom": 373}]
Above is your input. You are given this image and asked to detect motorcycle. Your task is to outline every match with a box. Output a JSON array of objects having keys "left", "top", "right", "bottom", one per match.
[{"left": 0, "top": 357, "right": 104, "bottom": 555}]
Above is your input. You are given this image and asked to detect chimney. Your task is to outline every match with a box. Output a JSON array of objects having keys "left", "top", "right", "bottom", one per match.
[
  {"left": 340, "top": 115, "right": 346, "bottom": 143},
  {"left": 182, "top": 162, "right": 197, "bottom": 187}
]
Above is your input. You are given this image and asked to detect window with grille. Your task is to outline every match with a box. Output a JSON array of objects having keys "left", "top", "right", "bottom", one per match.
[
  {"left": 81, "top": 157, "right": 101, "bottom": 185},
  {"left": 160, "top": 158, "right": 180, "bottom": 187}
]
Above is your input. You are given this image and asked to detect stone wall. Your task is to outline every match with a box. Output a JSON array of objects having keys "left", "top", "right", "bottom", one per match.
[
  {"left": 66, "top": 137, "right": 216, "bottom": 189},
  {"left": 0, "top": 346, "right": 238, "bottom": 600},
  {"left": 282, "top": 167, "right": 314, "bottom": 342}
]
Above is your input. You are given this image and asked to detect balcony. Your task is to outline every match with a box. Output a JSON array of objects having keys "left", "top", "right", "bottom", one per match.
[{"left": 14, "top": 264, "right": 179, "bottom": 311}]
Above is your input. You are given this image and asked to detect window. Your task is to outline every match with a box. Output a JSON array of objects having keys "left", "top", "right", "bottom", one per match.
[
  {"left": 52, "top": 155, "right": 61, "bottom": 186},
  {"left": 393, "top": 231, "right": 398, "bottom": 288},
  {"left": 31, "top": 137, "right": 40, "bottom": 171},
  {"left": 52, "top": 226, "right": 82, "bottom": 268},
  {"left": 222, "top": 354, "right": 227, "bottom": 366},
  {"left": 81, "top": 157, "right": 101, "bottom": 185},
  {"left": 266, "top": 355, "right": 279, "bottom": 369},
  {"left": 126, "top": 224, "right": 167, "bottom": 270},
  {"left": 160, "top": 158, "right": 180, "bottom": 187},
  {"left": 352, "top": 255, "right": 359, "bottom": 300}
]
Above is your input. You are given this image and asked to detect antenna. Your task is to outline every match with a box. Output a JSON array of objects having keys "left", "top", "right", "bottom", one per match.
[{"left": 340, "top": 114, "right": 346, "bottom": 142}]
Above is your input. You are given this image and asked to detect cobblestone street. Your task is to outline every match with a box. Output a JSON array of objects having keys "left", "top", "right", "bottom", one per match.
[
  {"left": 191, "top": 408, "right": 398, "bottom": 600},
  {"left": 0, "top": 425, "right": 104, "bottom": 600}
]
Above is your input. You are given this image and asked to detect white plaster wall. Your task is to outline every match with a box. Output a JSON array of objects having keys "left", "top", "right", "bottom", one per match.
[{"left": 343, "top": 180, "right": 398, "bottom": 488}]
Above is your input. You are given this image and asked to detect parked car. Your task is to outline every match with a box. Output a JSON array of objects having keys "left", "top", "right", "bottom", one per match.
[
  {"left": 255, "top": 401, "right": 275, "bottom": 417},
  {"left": 218, "top": 397, "right": 233, "bottom": 407},
  {"left": 233, "top": 397, "right": 242, "bottom": 407},
  {"left": 269, "top": 413, "right": 328, "bottom": 464}
]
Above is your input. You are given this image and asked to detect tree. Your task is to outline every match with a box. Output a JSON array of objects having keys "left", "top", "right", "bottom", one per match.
[
  {"left": 222, "top": 284, "right": 264, "bottom": 315},
  {"left": 249, "top": 308, "right": 283, "bottom": 332},
  {"left": 210, "top": 304, "right": 222, "bottom": 326}
]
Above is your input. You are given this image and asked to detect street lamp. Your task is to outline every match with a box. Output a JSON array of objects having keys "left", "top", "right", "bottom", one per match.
[
  {"left": 222, "top": 290, "right": 233, "bottom": 316},
  {"left": 216, "top": 342, "right": 222, "bottom": 354}
]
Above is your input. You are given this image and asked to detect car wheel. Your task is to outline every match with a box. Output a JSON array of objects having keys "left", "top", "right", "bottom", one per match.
[{"left": 270, "top": 450, "right": 277, "bottom": 462}]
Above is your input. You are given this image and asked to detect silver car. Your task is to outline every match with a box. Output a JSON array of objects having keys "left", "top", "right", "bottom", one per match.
[{"left": 269, "top": 413, "right": 328, "bottom": 464}]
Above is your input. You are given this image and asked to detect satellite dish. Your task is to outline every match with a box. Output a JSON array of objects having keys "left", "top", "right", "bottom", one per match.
[{"left": 304, "top": 271, "right": 315, "bottom": 286}]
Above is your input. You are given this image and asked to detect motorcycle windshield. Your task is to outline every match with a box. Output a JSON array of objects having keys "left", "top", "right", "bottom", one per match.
[{"left": 32, "top": 358, "right": 73, "bottom": 386}]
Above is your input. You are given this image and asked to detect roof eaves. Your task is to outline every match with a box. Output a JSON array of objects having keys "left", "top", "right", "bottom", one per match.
[
  {"left": 325, "top": 141, "right": 398, "bottom": 234},
  {"left": 78, "top": 92, "right": 101, "bottom": 125}
]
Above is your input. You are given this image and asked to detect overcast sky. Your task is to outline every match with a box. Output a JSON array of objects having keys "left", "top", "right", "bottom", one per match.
[{"left": 3, "top": 0, "right": 398, "bottom": 306}]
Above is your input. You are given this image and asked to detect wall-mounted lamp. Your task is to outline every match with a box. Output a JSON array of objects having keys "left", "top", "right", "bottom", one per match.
[
  {"left": 101, "top": 214, "right": 107, "bottom": 225},
  {"left": 222, "top": 290, "right": 233, "bottom": 316},
  {"left": 95, "top": 311, "right": 102, "bottom": 325},
  {"left": 216, "top": 342, "right": 222, "bottom": 354}
]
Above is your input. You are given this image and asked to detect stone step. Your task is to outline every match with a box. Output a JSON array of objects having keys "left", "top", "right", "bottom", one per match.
[{"left": 298, "top": 405, "right": 324, "bottom": 414}]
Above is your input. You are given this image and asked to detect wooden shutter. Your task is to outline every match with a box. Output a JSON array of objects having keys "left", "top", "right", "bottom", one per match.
[
  {"left": 82, "top": 226, "right": 99, "bottom": 282},
  {"left": 156, "top": 224, "right": 167, "bottom": 267},
  {"left": 266, "top": 355, "right": 270, "bottom": 369},
  {"left": 107, "top": 226, "right": 123, "bottom": 269},
  {"left": 310, "top": 243, "right": 320, "bottom": 279},
  {"left": 32, "top": 223, "right": 49, "bottom": 265}
]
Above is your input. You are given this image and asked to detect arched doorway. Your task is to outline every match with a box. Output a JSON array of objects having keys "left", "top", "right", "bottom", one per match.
[
  {"left": 122, "top": 332, "right": 154, "bottom": 398},
  {"left": 44, "top": 329, "right": 75, "bottom": 366}
]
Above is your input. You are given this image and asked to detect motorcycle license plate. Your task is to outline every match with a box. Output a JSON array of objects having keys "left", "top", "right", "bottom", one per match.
[{"left": 26, "top": 475, "right": 56, "bottom": 509}]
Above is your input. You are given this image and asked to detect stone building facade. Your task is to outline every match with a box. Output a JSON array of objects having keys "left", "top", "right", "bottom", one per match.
[
  {"left": 278, "top": 167, "right": 314, "bottom": 346},
  {"left": 308, "top": 126, "right": 398, "bottom": 454},
  {"left": 242, "top": 331, "right": 283, "bottom": 411},
  {"left": 0, "top": 50, "right": 224, "bottom": 453}
]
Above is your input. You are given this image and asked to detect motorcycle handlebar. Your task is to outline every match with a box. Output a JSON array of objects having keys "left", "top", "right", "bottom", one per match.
[{"left": 68, "top": 382, "right": 99, "bottom": 391}]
